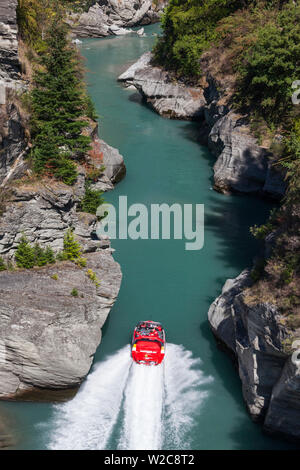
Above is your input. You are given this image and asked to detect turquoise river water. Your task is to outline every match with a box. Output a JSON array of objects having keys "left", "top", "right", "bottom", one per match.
[{"left": 0, "top": 24, "right": 295, "bottom": 450}]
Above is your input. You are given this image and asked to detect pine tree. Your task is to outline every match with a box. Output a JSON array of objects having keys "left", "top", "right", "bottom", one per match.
[
  {"left": 44, "top": 246, "right": 56, "bottom": 264},
  {"left": 33, "top": 243, "right": 48, "bottom": 266},
  {"left": 60, "top": 229, "right": 82, "bottom": 261},
  {"left": 15, "top": 236, "right": 35, "bottom": 269},
  {"left": 79, "top": 183, "right": 105, "bottom": 215},
  {"left": 31, "top": 17, "right": 91, "bottom": 184},
  {"left": 33, "top": 243, "right": 55, "bottom": 266}
]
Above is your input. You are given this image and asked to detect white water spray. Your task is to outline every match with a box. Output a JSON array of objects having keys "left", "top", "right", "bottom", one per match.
[
  {"left": 49, "top": 346, "right": 131, "bottom": 450},
  {"left": 48, "top": 344, "right": 213, "bottom": 450},
  {"left": 118, "top": 361, "right": 164, "bottom": 450}
]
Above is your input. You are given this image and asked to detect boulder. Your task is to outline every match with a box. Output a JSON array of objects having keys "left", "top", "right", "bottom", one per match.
[
  {"left": 72, "top": 0, "right": 167, "bottom": 38},
  {"left": 71, "top": 4, "right": 110, "bottom": 38},
  {"left": 118, "top": 53, "right": 206, "bottom": 119}
]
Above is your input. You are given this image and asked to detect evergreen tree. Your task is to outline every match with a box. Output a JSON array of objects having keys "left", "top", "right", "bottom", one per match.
[
  {"left": 33, "top": 243, "right": 47, "bottom": 266},
  {"left": 15, "top": 236, "right": 35, "bottom": 269},
  {"left": 33, "top": 243, "right": 55, "bottom": 266},
  {"left": 31, "top": 17, "right": 91, "bottom": 184},
  {"left": 60, "top": 229, "right": 82, "bottom": 261},
  {"left": 79, "top": 183, "right": 105, "bottom": 215},
  {"left": 44, "top": 246, "right": 56, "bottom": 264}
]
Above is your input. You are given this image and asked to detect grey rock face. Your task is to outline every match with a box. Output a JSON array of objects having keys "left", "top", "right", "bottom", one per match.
[
  {"left": 0, "top": 100, "right": 27, "bottom": 186},
  {"left": 0, "top": 1, "right": 26, "bottom": 187},
  {"left": 118, "top": 53, "right": 206, "bottom": 119},
  {"left": 92, "top": 139, "right": 126, "bottom": 191},
  {"left": 233, "top": 297, "right": 289, "bottom": 420},
  {"left": 208, "top": 112, "right": 286, "bottom": 198},
  {"left": 0, "top": 178, "right": 100, "bottom": 257},
  {"left": 264, "top": 358, "right": 300, "bottom": 440},
  {"left": 0, "top": 177, "right": 122, "bottom": 400},
  {"left": 72, "top": 1, "right": 167, "bottom": 38},
  {"left": 0, "top": 116, "right": 126, "bottom": 258},
  {"left": 208, "top": 269, "right": 252, "bottom": 353},
  {"left": 208, "top": 270, "right": 300, "bottom": 439},
  {"left": 0, "top": 136, "right": 124, "bottom": 401},
  {"left": 72, "top": 5, "right": 110, "bottom": 38},
  {"left": 0, "top": 250, "right": 122, "bottom": 399},
  {"left": 0, "top": 0, "right": 20, "bottom": 81}
]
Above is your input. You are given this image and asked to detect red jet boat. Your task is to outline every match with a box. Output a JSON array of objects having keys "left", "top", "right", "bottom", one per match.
[{"left": 131, "top": 321, "right": 166, "bottom": 365}]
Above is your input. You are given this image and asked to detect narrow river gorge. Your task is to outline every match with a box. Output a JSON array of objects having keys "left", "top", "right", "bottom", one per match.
[{"left": 0, "top": 24, "right": 294, "bottom": 450}]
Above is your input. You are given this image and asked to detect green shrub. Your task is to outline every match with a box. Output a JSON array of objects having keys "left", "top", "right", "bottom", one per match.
[
  {"left": 15, "top": 235, "right": 36, "bottom": 269},
  {"left": 59, "top": 229, "right": 82, "bottom": 261},
  {"left": 250, "top": 223, "right": 274, "bottom": 240},
  {"left": 250, "top": 208, "right": 278, "bottom": 240},
  {"left": 33, "top": 243, "right": 55, "bottom": 266},
  {"left": 53, "top": 158, "right": 78, "bottom": 186},
  {"left": 15, "top": 236, "right": 56, "bottom": 269},
  {"left": 44, "top": 246, "right": 56, "bottom": 264},
  {"left": 75, "top": 257, "right": 87, "bottom": 268},
  {"left": 280, "top": 131, "right": 300, "bottom": 204},
  {"left": 78, "top": 183, "right": 105, "bottom": 215},
  {"left": 86, "top": 268, "right": 100, "bottom": 287},
  {"left": 86, "top": 166, "right": 104, "bottom": 184},
  {"left": 0, "top": 257, "right": 7, "bottom": 272},
  {"left": 153, "top": 0, "right": 255, "bottom": 78},
  {"left": 236, "top": 4, "right": 300, "bottom": 124},
  {"left": 71, "top": 288, "right": 79, "bottom": 297}
]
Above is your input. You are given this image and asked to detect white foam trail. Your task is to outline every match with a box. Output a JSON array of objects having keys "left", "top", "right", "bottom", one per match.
[
  {"left": 118, "top": 362, "right": 164, "bottom": 450},
  {"left": 48, "top": 345, "right": 131, "bottom": 450},
  {"left": 163, "top": 344, "right": 214, "bottom": 449},
  {"left": 47, "top": 343, "right": 213, "bottom": 450}
]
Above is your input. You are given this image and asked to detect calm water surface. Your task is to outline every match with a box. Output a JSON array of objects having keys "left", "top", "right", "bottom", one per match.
[{"left": 0, "top": 25, "right": 294, "bottom": 450}]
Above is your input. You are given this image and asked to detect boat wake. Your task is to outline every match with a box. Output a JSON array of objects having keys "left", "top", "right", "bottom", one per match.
[{"left": 48, "top": 344, "right": 213, "bottom": 450}]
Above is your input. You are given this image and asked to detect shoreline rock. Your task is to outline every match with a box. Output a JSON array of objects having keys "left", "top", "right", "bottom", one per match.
[
  {"left": 119, "top": 53, "right": 286, "bottom": 200},
  {"left": 85, "top": 119, "right": 126, "bottom": 192},
  {"left": 0, "top": 1, "right": 125, "bottom": 402},
  {"left": 208, "top": 269, "right": 300, "bottom": 440},
  {"left": 208, "top": 111, "right": 286, "bottom": 199},
  {"left": 71, "top": 1, "right": 167, "bottom": 38},
  {"left": 0, "top": 250, "right": 122, "bottom": 401},
  {"left": 118, "top": 52, "right": 206, "bottom": 120}
]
